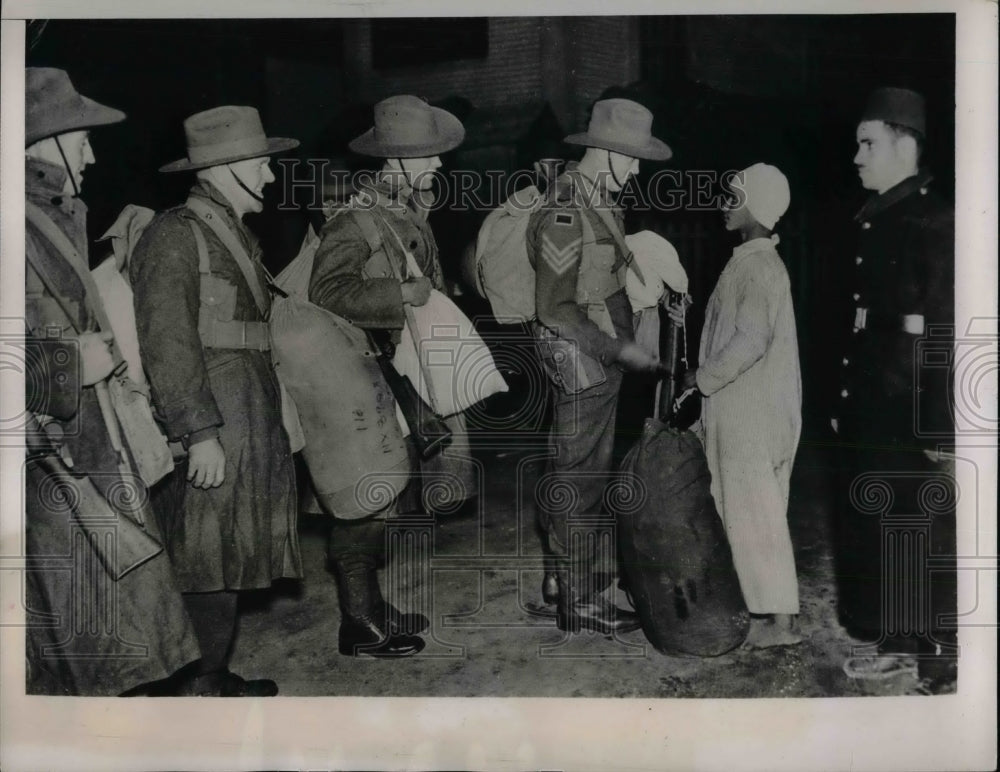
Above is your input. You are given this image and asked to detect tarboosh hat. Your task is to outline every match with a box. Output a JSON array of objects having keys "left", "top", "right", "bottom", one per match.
[{"left": 860, "top": 87, "right": 926, "bottom": 136}]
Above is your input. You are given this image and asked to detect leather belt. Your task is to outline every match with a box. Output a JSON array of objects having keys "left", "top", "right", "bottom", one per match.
[
  {"left": 853, "top": 308, "right": 914, "bottom": 333},
  {"left": 199, "top": 318, "right": 271, "bottom": 351}
]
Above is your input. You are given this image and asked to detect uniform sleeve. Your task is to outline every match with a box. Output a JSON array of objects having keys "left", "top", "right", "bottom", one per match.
[
  {"left": 309, "top": 213, "right": 406, "bottom": 329},
  {"left": 129, "top": 214, "right": 222, "bottom": 443},
  {"left": 914, "top": 202, "right": 955, "bottom": 437},
  {"left": 530, "top": 206, "right": 624, "bottom": 363},
  {"left": 696, "top": 272, "right": 773, "bottom": 396},
  {"left": 918, "top": 206, "right": 955, "bottom": 327}
]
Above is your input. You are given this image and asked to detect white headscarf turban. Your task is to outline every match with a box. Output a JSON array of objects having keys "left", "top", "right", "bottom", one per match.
[{"left": 736, "top": 162, "right": 790, "bottom": 230}]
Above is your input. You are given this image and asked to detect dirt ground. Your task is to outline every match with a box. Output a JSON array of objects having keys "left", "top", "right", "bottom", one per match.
[{"left": 231, "top": 440, "right": 953, "bottom": 700}]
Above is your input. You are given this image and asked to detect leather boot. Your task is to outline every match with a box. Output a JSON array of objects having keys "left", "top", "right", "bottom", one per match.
[
  {"left": 354, "top": 516, "right": 430, "bottom": 635},
  {"left": 331, "top": 556, "right": 425, "bottom": 657},
  {"left": 329, "top": 521, "right": 424, "bottom": 657},
  {"left": 556, "top": 574, "right": 641, "bottom": 635}
]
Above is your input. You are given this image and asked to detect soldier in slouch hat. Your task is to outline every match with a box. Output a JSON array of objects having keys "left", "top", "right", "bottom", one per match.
[
  {"left": 527, "top": 98, "right": 669, "bottom": 635},
  {"left": 130, "top": 106, "right": 302, "bottom": 696},
  {"left": 306, "top": 95, "right": 470, "bottom": 658},
  {"left": 23, "top": 67, "right": 199, "bottom": 695}
]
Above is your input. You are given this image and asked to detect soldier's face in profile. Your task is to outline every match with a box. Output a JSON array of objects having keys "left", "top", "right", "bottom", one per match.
[
  {"left": 606, "top": 151, "right": 639, "bottom": 192},
  {"left": 229, "top": 156, "right": 275, "bottom": 213},
  {"left": 853, "top": 120, "right": 907, "bottom": 194},
  {"left": 393, "top": 155, "right": 442, "bottom": 191}
]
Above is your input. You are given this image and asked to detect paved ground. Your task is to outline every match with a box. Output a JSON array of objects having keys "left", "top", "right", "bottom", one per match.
[{"left": 231, "top": 439, "right": 952, "bottom": 699}]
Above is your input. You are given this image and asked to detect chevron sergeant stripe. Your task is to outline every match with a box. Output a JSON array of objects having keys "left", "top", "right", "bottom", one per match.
[{"left": 541, "top": 234, "right": 582, "bottom": 275}]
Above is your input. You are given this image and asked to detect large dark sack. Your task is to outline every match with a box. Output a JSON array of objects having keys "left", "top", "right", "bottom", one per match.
[{"left": 619, "top": 418, "right": 749, "bottom": 656}]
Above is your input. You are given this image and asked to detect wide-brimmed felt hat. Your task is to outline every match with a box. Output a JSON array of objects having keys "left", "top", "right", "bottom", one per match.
[
  {"left": 564, "top": 98, "right": 672, "bottom": 161},
  {"left": 26, "top": 67, "right": 126, "bottom": 146},
  {"left": 860, "top": 87, "right": 926, "bottom": 136},
  {"left": 349, "top": 95, "right": 465, "bottom": 158},
  {"left": 160, "top": 105, "right": 299, "bottom": 173}
]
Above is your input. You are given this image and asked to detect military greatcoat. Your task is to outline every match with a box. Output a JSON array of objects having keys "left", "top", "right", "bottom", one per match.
[
  {"left": 24, "top": 157, "right": 199, "bottom": 695},
  {"left": 130, "top": 180, "right": 302, "bottom": 592}
]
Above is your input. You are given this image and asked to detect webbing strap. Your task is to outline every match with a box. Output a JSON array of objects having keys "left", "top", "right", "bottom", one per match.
[
  {"left": 188, "top": 220, "right": 211, "bottom": 274},
  {"left": 185, "top": 197, "right": 269, "bottom": 317},
  {"left": 565, "top": 170, "right": 646, "bottom": 285},
  {"left": 25, "top": 200, "right": 121, "bottom": 358}
]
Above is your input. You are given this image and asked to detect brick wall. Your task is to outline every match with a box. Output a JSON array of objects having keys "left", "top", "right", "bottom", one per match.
[
  {"left": 341, "top": 16, "right": 640, "bottom": 128},
  {"left": 344, "top": 18, "right": 545, "bottom": 110}
]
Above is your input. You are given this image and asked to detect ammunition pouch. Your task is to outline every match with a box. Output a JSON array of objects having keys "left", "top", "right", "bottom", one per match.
[{"left": 533, "top": 322, "right": 607, "bottom": 395}]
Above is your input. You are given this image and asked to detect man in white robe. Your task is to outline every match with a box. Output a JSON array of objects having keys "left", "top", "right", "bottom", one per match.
[{"left": 681, "top": 163, "right": 802, "bottom": 649}]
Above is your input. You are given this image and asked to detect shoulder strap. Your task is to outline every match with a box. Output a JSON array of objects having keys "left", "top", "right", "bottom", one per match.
[
  {"left": 185, "top": 197, "right": 269, "bottom": 316},
  {"left": 187, "top": 219, "right": 211, "bottom": 274},
  {"left": 566, "top": 171, "right": 646, "bottom": 285},
  {"left": 24, "top": 243, "right": 83, "bottom": 335},
  {"left": 578, "top": 205, "right": 596, "bottom": 247},
  {"left": 349, "top": 207, "right": 384, "bottom": 255},
  {"left": 348, "top": 205, "right": 440, "bottom": 410},
  {"left": 349, "top": 207, "right": 411, "bottom": 280},
  {"left": 347, "top": 204, "right": 384, "bottom": 255},
  {"left": 25, "top": 200, "right": 121, "bottom": 352}
]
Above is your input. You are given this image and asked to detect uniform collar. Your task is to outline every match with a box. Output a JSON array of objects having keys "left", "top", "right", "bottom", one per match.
[
  {"left": 352, "top": 172, "right": 432, "bottom": 218},
  {"left": 564, "top": 162, "right": 619, "bottom": 211},
  {"left": 25, "top": 156, "right": 75, "bottom": 206},
  {"left": 25, "top": 156, "right": 88, "bottom": 222},
  {"left": 188, "top": 178, "right": 244, "bottom": 227},
  {"left": 854, "top": 170, "right": 934, "bottom": 222},
  {"left": 370, "top": 172, "right": 414, "bottom": 207}
]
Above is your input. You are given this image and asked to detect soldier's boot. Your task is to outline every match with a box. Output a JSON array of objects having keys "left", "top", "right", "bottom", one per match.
[
  {"left": 360, "top": 518, "right": 431, "bottom": 635},
  {"left": 555, "top": 564, "right": 641, "bottom": 635},
  {"left": 328, "top": 519, "right": 425, "bottom": 657}
]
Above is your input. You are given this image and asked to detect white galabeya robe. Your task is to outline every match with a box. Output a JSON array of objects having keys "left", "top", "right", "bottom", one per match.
[{"left": 696, "top": 236, "right": 802, "bottom": 614}]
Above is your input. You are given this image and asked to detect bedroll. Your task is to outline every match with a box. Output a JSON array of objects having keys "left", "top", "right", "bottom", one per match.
[
  {"left": 618, "top": 419, "right": 750, "bottom": 656},
  {"left": 270, "top": 229, "right": 410, "bottom": 519}
]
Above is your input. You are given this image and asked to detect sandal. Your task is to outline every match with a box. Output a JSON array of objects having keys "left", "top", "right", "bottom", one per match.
[{"left": 842, "top": 654, "right": 918, "bottom": 681}]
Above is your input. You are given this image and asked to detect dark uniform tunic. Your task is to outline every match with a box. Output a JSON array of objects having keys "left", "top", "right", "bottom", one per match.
[
  {"left": 24, "top": 157, "right": 199, "bottom": 694},
  {"left": 310, "top": 180, "right": 443, "bottom": 331},
  {"left": 527, "top": 164, "right": 635, "bottom": 595},
  {"left": 130, "top": 180, "right": 302, "bottom": 592},
  {"left": 309, "top": 178, "right": 477, "bottom": 513},
  {"left": 833, "top": 171, "right": 956, "bottom": 653}
]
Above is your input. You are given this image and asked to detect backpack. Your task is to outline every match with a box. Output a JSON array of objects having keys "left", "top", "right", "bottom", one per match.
[
  {"left": 473, "top": 185, "right": 546, "bottom": 323},
  {"left": 475, "top": 184, "right": 601, "bottom": 324}
]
